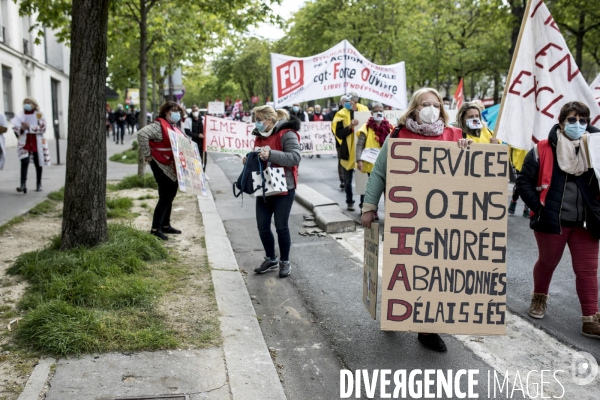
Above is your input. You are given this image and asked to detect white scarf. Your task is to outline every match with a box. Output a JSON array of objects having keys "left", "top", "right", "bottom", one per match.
[
  {"left": 556, "top": 129, "right": 588, "bottom": 176},
  {"left": 257, "top": 120, "right": 284, "bottom": 138}
]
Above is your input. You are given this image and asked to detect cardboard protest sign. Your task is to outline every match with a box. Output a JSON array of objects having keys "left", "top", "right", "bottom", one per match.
[
  {"left": 271, "top": 40, "right": 407, "bottom": 109},
  {"left": 496, "top": 0, "right": 600, "bottom": 150},
  {"left": 381, "top": 139, "right": 508, "bottom": 335},
  {"left": 208, "top": 101, "right": 225, "bottom": 115},
  {"left": 363, "top": 223, "right": 379, "bottom": 319},
  {"left": 204, "top": 116, "right": 256, "bottom": 154},
  {"left": 299, "top": 121, "right": 336, "bottom": 156},
  {"left": 168, "top": 129, "right": 207, "bottom": 197}
]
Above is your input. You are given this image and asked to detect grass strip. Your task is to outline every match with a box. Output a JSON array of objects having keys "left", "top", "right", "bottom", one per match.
[
  {"left": 106, "top": 197, "right": 136, "bottom": 219},
  {"left": 109, "top": 141, "right": 139, "bottom": 165},
  {"left": 116, "top": 173, "right": 158, "bottom": 190},
  {"left": 7, "top": 224, "right": 181, "bottom": 356}
]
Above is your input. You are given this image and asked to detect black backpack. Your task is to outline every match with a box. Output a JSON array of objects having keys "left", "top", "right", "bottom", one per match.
[{"left": 233, "top": 151, "right": 264, "bottom": 198}]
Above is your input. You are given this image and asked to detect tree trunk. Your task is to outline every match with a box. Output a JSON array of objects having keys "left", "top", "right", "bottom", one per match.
[
  {"left": 575, "top": 11, "right": 585, "bottom": 71},
  {"left": 61, "top": 0, "right": 110, "bottom": 250},
  {"left": 493, "top": 72, "right": 501, "bottom": 104},
  {"left": 137, "top": 0, "right": 148, "bottom": 178},
  {"left": 151, "top": 62, "right": 157, "bottom": 115},
  {"left": 509, "top": 0, "right": 526, "bottom": 57}
]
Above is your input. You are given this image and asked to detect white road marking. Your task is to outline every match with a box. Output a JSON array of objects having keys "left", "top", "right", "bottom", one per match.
[{"left": 335, "top": 228, "right": 600, "bottom": 398}]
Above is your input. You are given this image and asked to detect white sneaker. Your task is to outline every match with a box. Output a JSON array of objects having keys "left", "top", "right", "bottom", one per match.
[{"left": 204, "top": 174, "right": 210, "bottom": 181}]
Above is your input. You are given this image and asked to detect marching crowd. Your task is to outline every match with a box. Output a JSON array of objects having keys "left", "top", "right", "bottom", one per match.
[{"left": 2, "top": 88, "right": 599, "bottom": 354}]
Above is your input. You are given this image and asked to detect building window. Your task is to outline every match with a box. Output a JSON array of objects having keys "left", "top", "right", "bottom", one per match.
[
  {"left": 2, "top": 66, "right": 13, "bottom": 118},
  {"left": 25, "top": 76, "right": 31, "bottom": 97},
  {"left": 0, "top": 0, "right": 7, "bottom": 44}
]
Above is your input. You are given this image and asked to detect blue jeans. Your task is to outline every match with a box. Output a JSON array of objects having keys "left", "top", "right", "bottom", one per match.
[{"left": 256, "top": 189, "right": 296, "bottom": 261}]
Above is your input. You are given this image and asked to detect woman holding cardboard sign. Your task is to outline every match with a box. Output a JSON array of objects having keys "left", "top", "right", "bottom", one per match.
[
  {"left": 360, "top": 87, "right": 470, "bottom": 352},
  {"left": 355, "top": 102, "right": 393, "bottom": 213},
  {"left": 137, "top": 101, "right": 185, "bottom": 241},
  {"left": 516, "top": 101, "right": 600, "bottom": 340}
]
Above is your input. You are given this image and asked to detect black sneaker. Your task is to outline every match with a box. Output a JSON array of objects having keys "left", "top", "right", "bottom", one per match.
[
  {"left": 522, "top": 207, "right": 530, "bottom": 218},
  {"left": 255, "top": 257, "right": 278, "bottom": 274},
  {"left": 279, "top": 260, "right": 291, "bottom": 278},
  {"left": 162, "top": 226, "right": 182, "bottom": 234},
  {"left": 508, "top": 200, "right": 517, "bottom": 215},
  {"left": 417, "top": 333, "right": 447, "bottom": 352},
  {"left": 340, "top": 182, "right": 345, "bottom": 190},
  {"left": 151, "top": 230, "right": 168, "bottom": 241},
  {"left": 347, "top": 204, "right": 355, "bottom": 211}
]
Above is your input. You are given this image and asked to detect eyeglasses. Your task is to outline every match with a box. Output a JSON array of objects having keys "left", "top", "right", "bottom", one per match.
[
  {"left": 421, "top": 101, "right": 441, "bottom": 109},
  {"left": 566, "top": 117, "right": 587, "bottom": 125}
]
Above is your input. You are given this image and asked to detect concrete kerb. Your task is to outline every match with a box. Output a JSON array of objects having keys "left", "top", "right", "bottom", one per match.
[
  {"left": 295, "top": 184, "right": 356, "bottom": 233},
  {"left": 17, "top": 357, "right": 55, "bottom": 400},
  {"left": 197, "top": 181, "right": 286, "bottom": 400}
]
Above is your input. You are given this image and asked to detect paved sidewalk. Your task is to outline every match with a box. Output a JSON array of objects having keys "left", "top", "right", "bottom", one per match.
[
  {"left": 12, "top": 151, "right": 286, "bottom": 399},
  {"left": 0, "top": 134, "right": 138, "bottom": 226}
]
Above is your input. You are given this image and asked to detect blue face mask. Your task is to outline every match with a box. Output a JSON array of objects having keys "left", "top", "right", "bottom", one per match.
[
  {"left": 344, "top": 102, "right": 352, "bottom": 110},
  {"left": 292, "top": 106, "right": 299, "bottom": 112},
  {"left": 255, "top": 121, "right": 265, "bottom": 132},
  {"left": 24, "top": 104, "right": 33, "bottom": 112},
  {"left": 169, "top": 112, "right": 181, "bottom": 124},
  {"left": 564, "top": 121, "right": 586, "bottom": 140}
]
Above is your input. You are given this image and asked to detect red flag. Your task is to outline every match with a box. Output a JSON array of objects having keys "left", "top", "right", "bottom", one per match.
[{"left": 453, "top": 78, "right": 464, "bottom": 110}]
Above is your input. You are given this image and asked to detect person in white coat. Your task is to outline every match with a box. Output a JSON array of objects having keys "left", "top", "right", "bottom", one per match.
[
  {"left": 12, "top": 98, "right": 49, "bottom": 193},
  {"left": 0, "top": 112, "right": 7, "bottom": 170}
]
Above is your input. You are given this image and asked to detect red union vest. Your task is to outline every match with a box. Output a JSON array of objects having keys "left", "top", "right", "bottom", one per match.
[
  {"left": 149, "top": 117, "right": 182, "bottom": 165},
  {"left": 255, "top": 128, "right": 300, "bottom": 188}
]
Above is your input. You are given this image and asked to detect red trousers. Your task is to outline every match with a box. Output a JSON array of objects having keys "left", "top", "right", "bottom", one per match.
[{"left": 534, "top": 227, "right": 599, "bottom": 316}]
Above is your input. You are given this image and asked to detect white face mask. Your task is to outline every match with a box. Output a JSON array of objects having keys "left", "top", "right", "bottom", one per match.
[
  {"left": 466, "top": 118, "right": 482, "bottom": 130},
  {"left": 373, "top": 112, "right": 384, "bottom": 122},
  {"left": 418, "top": 106, "right": 440, "bottom": 124},
  {"left": 192, "top": 111, "right": 199, "bottom": 118}
]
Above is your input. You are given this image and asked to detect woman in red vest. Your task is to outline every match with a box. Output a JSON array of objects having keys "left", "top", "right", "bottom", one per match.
[
  {"left": 137, "top": 101, "right": 185, "bottom": 240},
  {"left": 250, "top": 106, "right": 301, "bottom": 278},
  {"left": 516, "top": 101, "right": 600, "bottom": 340},
  {"left": 360, "top": 87, "right": 471, "bottom": 352}
]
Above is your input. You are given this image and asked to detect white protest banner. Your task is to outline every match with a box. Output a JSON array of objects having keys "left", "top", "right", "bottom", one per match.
[
  {"left": 381, "top": 139, "right": 508, "bottom": 335},
  {"left": 168, "top": 129, "right": 207, "bottom": 196},
  {"left": 590, "top": 73, "right": 600, "bottom": 105},
  {"left": 207, "top": 101, "right": 225, "bottom": 115},
  {"left": 271, "top": 40, "right": 407, "bottom": 109},
  {"left": 205, "top": 116, "right": 337, "bottom": 155},
  {"left": 496, "top": 0, "right": 600, "bottom": 150},
  {"left": 363, "top": 223, "right": 379, "bottom": 320},
  {"left": 204, "top": 116, "right": 256, "bottom": 154}
]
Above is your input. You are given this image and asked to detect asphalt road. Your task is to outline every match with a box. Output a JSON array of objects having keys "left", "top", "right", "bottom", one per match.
[
  {"left": 273, "top": 153, "right": 600, "bottom": 362},
  {"left": 210, "top": 152, "right": 508, "bottom": 399}
]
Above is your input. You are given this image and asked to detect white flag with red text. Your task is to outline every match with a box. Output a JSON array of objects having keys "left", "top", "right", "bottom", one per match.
[
  {"left": 590, "top": 73, "right": 600, "bottom": 104},
  {"left": 497, "top": 0, "right": 600, "bottom": 150}
]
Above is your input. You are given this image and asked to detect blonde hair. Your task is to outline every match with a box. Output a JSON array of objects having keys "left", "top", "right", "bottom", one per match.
[
  {"left": 23, "top": 97, "right": 40, "bottom": 112},
  {"left": 398, "top": 88, "right": 449, "bottom": 127},
  {"left": 456, "top": 102, "right": 484, "bottom": 132},
  {"left": 252, "top": 105, "right": 289, "bottom": 123}
]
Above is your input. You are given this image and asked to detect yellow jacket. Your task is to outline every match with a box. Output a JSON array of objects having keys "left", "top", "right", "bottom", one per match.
[
  {"left": 332, "top": 108, "right": 355, "bottom": 170},
  {"left": 356, "top": 103, "right": 369, "bottom": 112},
  {"left": 464, "top": 127, "right": 502, "bottom": 144},
  {"left": 509, "top": 146, "right": 528, "bottom": 172},
  {"left": 356, "top": 123, "right": 390, "bottom": 173}
]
